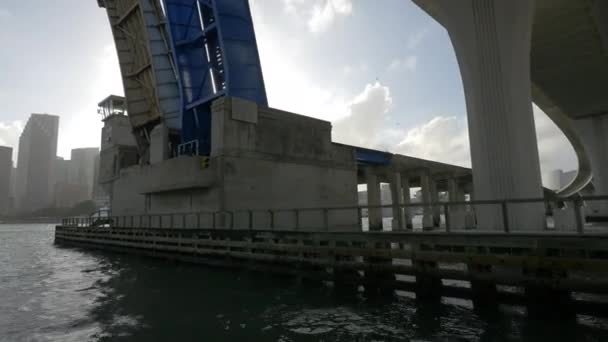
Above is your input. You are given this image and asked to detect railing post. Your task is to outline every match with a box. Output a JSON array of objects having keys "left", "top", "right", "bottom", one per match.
[
  {"left": 182, "top": 214, "right": 186, "bottom": 229},
  {"left": 574, "top": 199, "right": 584, "bottom": 234},
  {"left": 212, "top": 212, "right": 216, "bottom": 229},
  {"left": 501, "top": 202, "right": 510, "bottom": 233},
  {"left": 444, "top": 203, "right": 451, "bottom": 233},
  {"left": 323, "top": 208, "right": 329, "bottom": 231},
  {"left": 357, "top": 207, "right": 363, "bottom": 230},
  {"left": 249, "top": 210, "right": 253, "bottom": 231},
  {"left": 295, "top": 209, "right": 299, "bottom": 231},
  {"left": 170, "top": 214, "right": 174, "bottom": 229},
  {"left": 269, "top": 210, "right": 274, "bottom": 230}
]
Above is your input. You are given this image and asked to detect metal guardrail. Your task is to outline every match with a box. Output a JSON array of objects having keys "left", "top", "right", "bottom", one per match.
[{"left": 61, "top": 195, "right": 608, "bottom": 235}]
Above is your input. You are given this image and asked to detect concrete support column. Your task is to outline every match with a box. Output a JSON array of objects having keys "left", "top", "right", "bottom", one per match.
[
  {"left": 366, "top": 171, "right": 383, "bottom": 231},
  {"left": 417, "top": 0, "right": 545, "bottom": 231},
  {"left": 401, "top": 175, "right": 413, "bottom": 229},
  {"left": 419, "top": 170, "right": 434, "bottom": 229},
  {"left": 413, "top": 242, "right": 442, "bottom": 300},
  {"left": 574, "top": 116, "right": 608, "bottom": 219},
  {"left": 430, "top": 178, "right": 441, "bottom": 227},
  {"left": 389, "top": 172, "right": 405, "bottom": 230},
  {"left": 469, "top": 263, "right": 497, "bottom": 308},
  {"left": 447, "top": 177, "right": 466, "bottom": 230}
]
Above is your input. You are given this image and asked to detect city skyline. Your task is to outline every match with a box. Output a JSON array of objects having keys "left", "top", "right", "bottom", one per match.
[
  {"left": 0, "top": 0, "right": 576, "bottom": 185},
  {"left": 0, "top": 113, "right": 102, "bottom": 215}
]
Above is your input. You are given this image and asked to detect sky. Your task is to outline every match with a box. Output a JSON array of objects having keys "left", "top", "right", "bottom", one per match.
[{"left": 0, "top": 0, "right": 576, "bottom": 184}]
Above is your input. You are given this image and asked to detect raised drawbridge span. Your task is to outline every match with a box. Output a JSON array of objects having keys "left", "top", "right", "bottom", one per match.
[{"left": 97, "top": 0, "right": 267, "bottom": 158}]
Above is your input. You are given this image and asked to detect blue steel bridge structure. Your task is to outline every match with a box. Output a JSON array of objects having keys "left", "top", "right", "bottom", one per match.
[
  {"left": 163, "top": 0, "right": 268, "bottom": 155},
  {"left": 98, "top": 0, "right": 389, "bottom": 166}
]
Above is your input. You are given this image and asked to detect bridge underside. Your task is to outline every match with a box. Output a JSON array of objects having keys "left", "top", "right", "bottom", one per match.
[
  {"left": 413, "top": 0, "right": 608, "bottom": 218},
  {"left": 532, "top": 0, "right": 608, "bottom": 120}
]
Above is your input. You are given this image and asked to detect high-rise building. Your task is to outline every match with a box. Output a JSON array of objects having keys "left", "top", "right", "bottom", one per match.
[
  {"left": 0, "top": 146, "right": 12, "bottom": 215},
  {"left": 51, "top": 148, "right": 100, "bottom": 209},
  {"left": 52, "top": 157, "right": 84, "bottom": 208},
  {"left": 9, "top": 165, "right": 17, "bottom": 213},
  {"left": 70, "top": 148, "right": 100, "bottom": 200},
  {"left": 15, "top": 114, "right": 59, "bottom": 213}
]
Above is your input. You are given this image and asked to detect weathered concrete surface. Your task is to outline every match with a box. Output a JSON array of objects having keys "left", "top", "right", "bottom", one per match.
[
  {"left": 413, "top": 0, "right": 546, "bottom": 231},
  {"left": 574, "top": 116, "right": 608, "bottom": 218},
  {"left": 414, "top": 0, "right": 608, "bottom": 211},
  {"left": 108, "top": 97, "right": 359, "bottom": 231}
]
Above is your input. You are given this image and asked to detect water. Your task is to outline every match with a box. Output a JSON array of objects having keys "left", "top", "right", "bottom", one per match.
[{"left": 1, "top": 224, "right": 608, "bottom": 341}]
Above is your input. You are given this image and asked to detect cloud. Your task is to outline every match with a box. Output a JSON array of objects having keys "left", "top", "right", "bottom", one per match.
[
  {"left": 309, "top": 0, "right": 352, "bottom": 33},
  {"left": 283, "top": 0, "right": 353, "bottom": 33},
  {"left": 396, "top": 116, "right": 471, "bottom": 167},
  {"left": 406, "top": 28, "right": 430, "bottom": 50},
  {"left": 390, "top": 105, "right": 577, "bottom": 186},
  {"left": 532, "top": 105, "right": 577, "bottom": 182},
  {"left": 251, "top": 0, "right": 349, "bottom": 122},
  {"left": 342, "top": 62, "right": 368, "bottom": 75},
  {"left": 0, "top": 8, "right": 11, "bottom": 19},
  {"left": 283, "top": 0, "right": 307, "bottom": 14},
  {"left": 332, "top": 82, "right": 393, "bottom": 148},
  {"left": 330, "top": 88, "right": 576, "bottom": 183},
  {"left": 388, "top": 56, "right": 418, "bottom": 71},
  {"left": 331, "top": 83, "right": 470, "bottom": 166},
  {"left": 0, "top": 120, "right": 23, "bottom": 161}
]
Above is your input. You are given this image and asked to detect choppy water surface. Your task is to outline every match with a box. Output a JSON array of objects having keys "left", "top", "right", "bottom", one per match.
[{"left": 1, "top": 224, "right": 608, "bottom": 341}]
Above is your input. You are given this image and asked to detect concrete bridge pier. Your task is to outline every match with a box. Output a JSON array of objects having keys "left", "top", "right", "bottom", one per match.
[
  {"left": 447, "top": 177, "right": 467, "bottom": 229},
  {"left": 415, "top": 0, "right": 545, "bottom": 231},
  {"left": 468, "top": 263, "right": 498, "bottom": 307},
  {"left": 419, "top": 170, "right": 435, "bottom": 230},
  {"left": 389, "top": 172, "right": 406, "bottom": 230},
  {"left": 430, "top": 178, "right": 441, "bottom": 227},
  {"left": 524, "top": 267, "right": 574, "bottom": 319},
  {"left": 413, "top": 259, "right": 442, "bottom": 300},
  {"left": 366, "top": 171, "right": 383, "bottom": 231},
  {"left": 401, "top": 174, "right": 414, "bottom": 229}
]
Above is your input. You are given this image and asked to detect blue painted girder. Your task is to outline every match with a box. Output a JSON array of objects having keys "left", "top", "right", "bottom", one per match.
[{"left": 162, "top": 0, "right": 267, "bottom": 155}]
